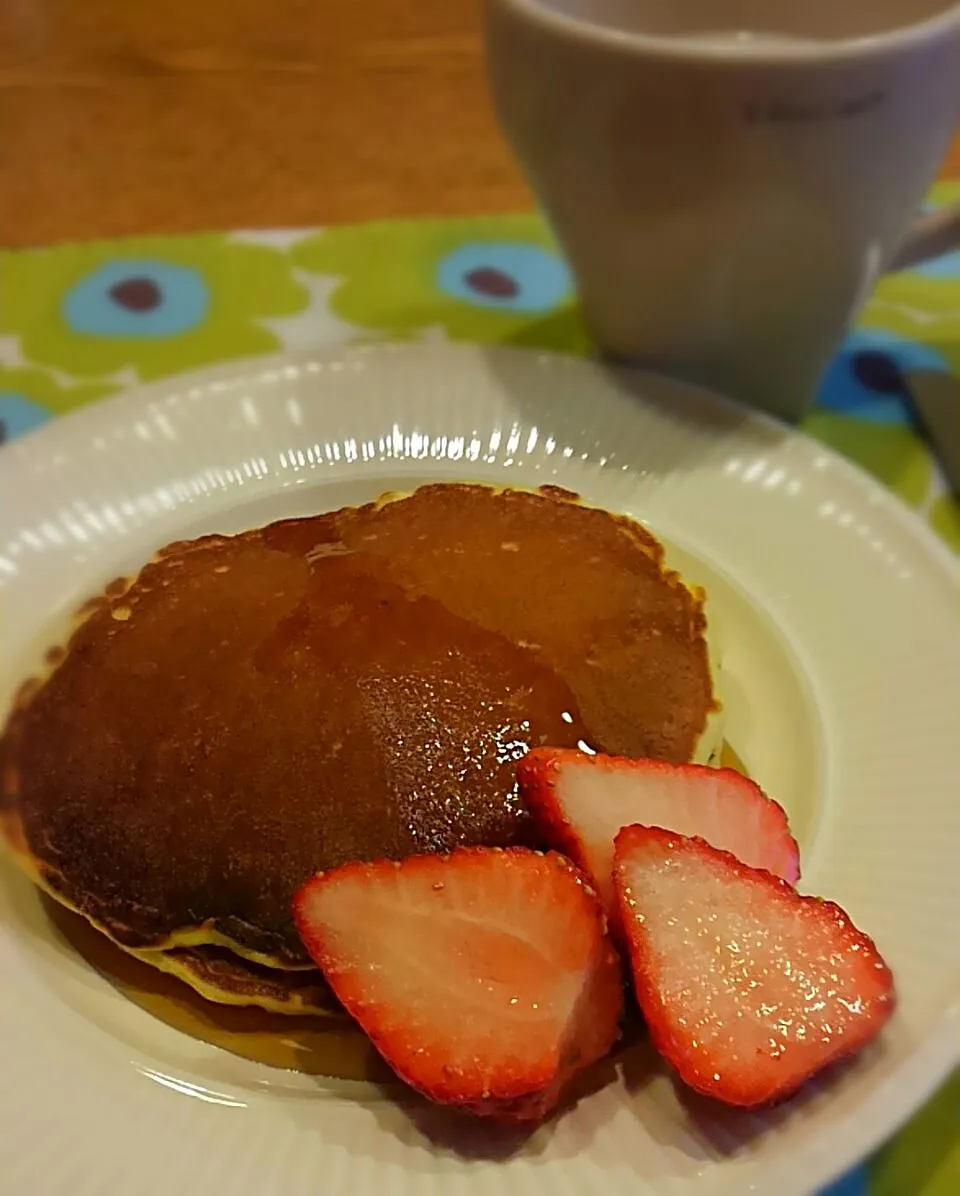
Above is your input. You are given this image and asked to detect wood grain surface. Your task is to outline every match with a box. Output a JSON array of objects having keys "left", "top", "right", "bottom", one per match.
[{"left": 1, "top": 0, "right": 957, "bottom": 247}]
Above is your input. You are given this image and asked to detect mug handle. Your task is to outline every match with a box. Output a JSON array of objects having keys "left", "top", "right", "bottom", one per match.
[{"left": 888, "top": 201, "right": 960, "bottom": 271}]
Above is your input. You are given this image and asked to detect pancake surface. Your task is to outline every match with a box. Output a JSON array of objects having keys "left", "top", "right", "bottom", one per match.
[{"left": 1, "top": 484, "right": 718, "bottom": 975}]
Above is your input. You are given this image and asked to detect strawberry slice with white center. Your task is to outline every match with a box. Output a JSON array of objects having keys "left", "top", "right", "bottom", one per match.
[
  {"left": 293, "top": 846, "right": 624, "bottom": 1121},
  {"left": 614, "top": 825, "right": 895, "bottom": 1108},
  {"left": 517, "top": 749, "right": 800, "bottom": 926}
]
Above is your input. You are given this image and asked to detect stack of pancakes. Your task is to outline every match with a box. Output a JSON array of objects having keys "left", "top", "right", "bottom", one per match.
[{"left": 0, "top": 484, "right": 722, "bottom": 1017}]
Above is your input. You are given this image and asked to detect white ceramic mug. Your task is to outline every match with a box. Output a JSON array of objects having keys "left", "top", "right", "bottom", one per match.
[{"left": 484, "top": 0, "right": 960, "bottom": 420}]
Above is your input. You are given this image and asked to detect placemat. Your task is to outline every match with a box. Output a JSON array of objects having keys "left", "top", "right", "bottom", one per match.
[{"left": 0, "top": 200, "right": 957, "bottom": 1196}]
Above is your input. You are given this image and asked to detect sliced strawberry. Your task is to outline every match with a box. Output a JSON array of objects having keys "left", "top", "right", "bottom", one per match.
[
  {"left": 614, "top": 825, "right": 895, "bottom": 1108},
  {"left": 293, "top": 846, "right": 623, "bottom": 1121},
  {"left": 517, "top": 748, "right": 800, "bottom": 926}
]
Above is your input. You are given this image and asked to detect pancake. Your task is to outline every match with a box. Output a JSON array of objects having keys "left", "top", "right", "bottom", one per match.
[
  {"left": 1, "top": 483, "right": 721, "bottom": 976},
  {"left": 140, "top": 945, "right": 341, "bottom": 1017}
]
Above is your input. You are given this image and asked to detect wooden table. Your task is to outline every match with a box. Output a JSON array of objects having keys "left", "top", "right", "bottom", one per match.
[
  {"left": 1, "top": 0, "right": 957, "bottom": 248},
  {"left": 0, "top": 0, "right": 528, "bottom": 246}
]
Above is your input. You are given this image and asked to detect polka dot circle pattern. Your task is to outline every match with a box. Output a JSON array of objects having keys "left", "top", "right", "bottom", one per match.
[
  {"left": 63, "top": 260, "right": 210, "bottom": 339},
  {"left": 0, "top": 394, "right": 52, "bottom": 443},
  {"left": 436, "top": 242, "right": 573, "bottom": 312},
  {"left": 817, "top": 328, "right": 949, "bottom": 424}
]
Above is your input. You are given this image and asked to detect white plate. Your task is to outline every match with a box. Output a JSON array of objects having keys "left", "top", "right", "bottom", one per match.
[{"left": 0, "top": 343, "right": 958, "bottom": 1196}]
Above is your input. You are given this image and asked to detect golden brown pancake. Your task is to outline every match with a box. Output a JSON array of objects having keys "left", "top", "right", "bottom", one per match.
[
  {"left": 1, "top": 483, "right": 718, "bottom": 972},
  {"left": 144, "top": 945, "right": 341, "bottom": 1016}
]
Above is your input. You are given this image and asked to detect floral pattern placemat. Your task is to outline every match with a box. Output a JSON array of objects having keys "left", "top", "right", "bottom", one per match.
[{"left": 0, "top": 200, "right": 957, "bottom": 1194}]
